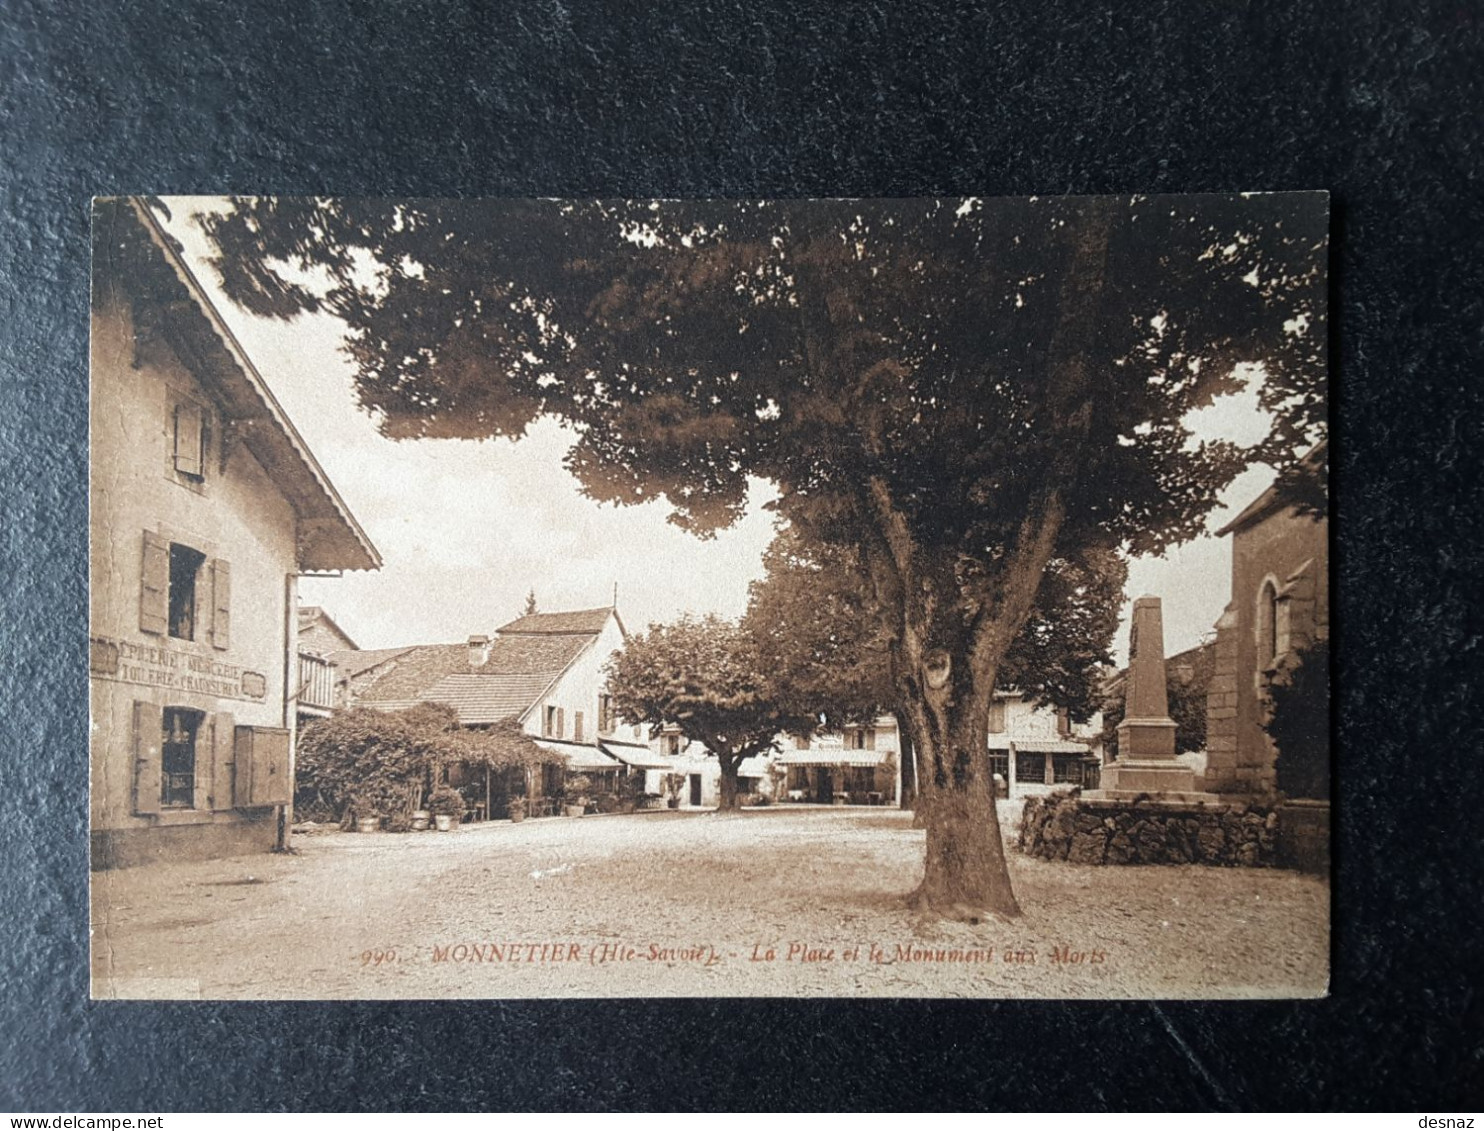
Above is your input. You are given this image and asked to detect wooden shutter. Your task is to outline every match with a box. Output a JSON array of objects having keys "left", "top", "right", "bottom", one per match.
[
  {"left": 574, "top": 711, "right": 584, "bottom": 743},
  {"left": 865, "top": 727, "right": 876, "bottom": 751},
  {"left": 208, "top": 713, "right": 236, "bottom": 810},
  {"left": 131, "top": 700, "right": 164, "bottom": 814},
  {"left": 174, "top": 402, "right": 204, "bottom": 477},
  {"left": 556, "top": 707, "right": 565, "bottom": 739},
  {"left": 139, "top": 531, "right": 169, "bottom": 635},
  {"left": 243, "top": 727, "right": 291, "bottom": 806},
  {"left": 233, "top": 727, "right": 254, "bottom": 806},
  {"left": 209, "top": 559, "right": 231, "bottom": 651}
]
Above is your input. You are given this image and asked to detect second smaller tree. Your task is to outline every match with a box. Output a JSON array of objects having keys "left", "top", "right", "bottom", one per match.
[{"left": 606, "top": 615, "right": 810, "bottom": 810}]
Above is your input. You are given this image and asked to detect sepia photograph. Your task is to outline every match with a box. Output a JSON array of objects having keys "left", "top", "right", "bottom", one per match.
[{"left": 89, "top": 192, "right": 1329, "bottom": 1000}]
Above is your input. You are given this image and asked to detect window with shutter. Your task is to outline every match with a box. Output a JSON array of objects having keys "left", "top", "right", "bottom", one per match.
[
  {"left": 139, "top": 532, "right": 170, "bottom": 635},
  {"left": 174, "top": 402, "right": 205, "bottom": 478},
  {"left": 131, "top": 700, "right": 164, "bottom": 814},
  {"left": 161, "top": 707, "right": 203, "bottom": 808},
  {"left": 209, "top": 559, "right": 231, "bottom": 650},
  {"left": 168, "top": 543, "right": 206, "bottom": 641}
]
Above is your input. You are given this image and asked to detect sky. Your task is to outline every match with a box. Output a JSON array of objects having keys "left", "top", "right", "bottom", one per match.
[{"left": 162, "top": 197, "right": 1285, "bottom": 667}]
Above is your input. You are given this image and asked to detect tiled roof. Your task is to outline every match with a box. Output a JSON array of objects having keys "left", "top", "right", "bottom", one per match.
[
  {"left": 329, "top": 646, "right": 416, "bottom": 680},
  {"left": 352, "top": 631, "right": 594, "bottom": 706},
  {"left": 416, "top": 673, "right": 557, "bottom": 725},
  {"left": 482, "top": 633, "right": 592, "bottom": 675},
  {"left": 496, "top": 607, "right": 617, "bottom": 635},
  {"left": 355, "top": 644, "right": 470, "bottom": 701}
]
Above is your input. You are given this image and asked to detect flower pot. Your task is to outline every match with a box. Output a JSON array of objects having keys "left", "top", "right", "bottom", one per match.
[
  {"left": 509, "top": 810, "right": 526, "bottom": 824},
  {"left": 410, "top": 811, "right": 431, "bottom": 832},
  {"left": 356, "top": 816, "right": 381, "bottom": 834},
  {"left": 565, "top": 804, "right": 585, "bottom": 818},
  {"left": 667, "top": 798, "right": 680, "bottom": 809},
  {"left": 434, "top": 814, "right": 456, "bottom": 832}
]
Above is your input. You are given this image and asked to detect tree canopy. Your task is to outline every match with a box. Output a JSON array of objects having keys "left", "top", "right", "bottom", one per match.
[
  {"left": 203, "top": 193, "right": 1326, "bottom": 916},
  {"left": 605, "top": 614, "right": 810, "bottom": 810},
  {"left": 746, "top": 524, "right": 1127, "bottom": 727}
]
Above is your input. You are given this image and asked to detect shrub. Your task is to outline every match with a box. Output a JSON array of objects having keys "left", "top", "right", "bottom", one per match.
[
  {"left": 1264, "top": 637, "right": 1330, "bottom": 800},
  {"left": 428, "top": 785, "right": 465, "bottom": 817}
]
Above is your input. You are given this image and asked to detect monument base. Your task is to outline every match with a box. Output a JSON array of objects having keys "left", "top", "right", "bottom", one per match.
[{"left": 1095, "top": 758, "right": 1204, "bottom": 798}]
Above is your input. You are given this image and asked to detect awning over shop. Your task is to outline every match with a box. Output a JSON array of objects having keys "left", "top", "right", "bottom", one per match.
[
  {"left": 987, "top": 737, "right": 1093, "bottom": 754},
  {"left": 777, "top": 749, "right": 891, "bottom": 768},
  {"left": 600, "top": 741, "right": 675, "bottom": 770},
  {"left": 534, "top": 739, "right": 620, "bottom": 771}
]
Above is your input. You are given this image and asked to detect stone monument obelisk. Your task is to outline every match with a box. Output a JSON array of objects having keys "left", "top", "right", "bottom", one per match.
[{"left": 1099, "top": 595, "right": 1201, "bottom": 797}]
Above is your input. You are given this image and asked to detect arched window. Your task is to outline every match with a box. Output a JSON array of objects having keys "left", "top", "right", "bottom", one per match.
[{"left": 1257, "top": 579, "right": 1280, "bottom": 667}]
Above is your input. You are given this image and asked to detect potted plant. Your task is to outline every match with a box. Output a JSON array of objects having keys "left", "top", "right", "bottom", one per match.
[
  {"left": 428, "top": 785, "right": 464, "bottom": 831},
  {"left": 410, "top": 798, "right": 432, "bottom": 832},
  {"left": 350, "top": 789, "right": 382, "bottom": 833},
  {"left": 508, "top": 796, "right": 528, "bottom": 824},
  {"left": 663, "top": 773, "right": 685, "bottom": 809},
  {"left": 565, "top": 774, "right": 592, "bottom": 818}
]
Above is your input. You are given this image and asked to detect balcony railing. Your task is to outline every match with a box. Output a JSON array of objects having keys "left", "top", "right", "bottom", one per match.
[{"left": 297, "top": 651, "right": 338, "bottom": 713}]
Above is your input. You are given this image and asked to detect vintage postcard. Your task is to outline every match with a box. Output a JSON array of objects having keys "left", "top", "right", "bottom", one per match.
[{"left": 89, "top": 193, "right": 1329, "bottom": 1000}]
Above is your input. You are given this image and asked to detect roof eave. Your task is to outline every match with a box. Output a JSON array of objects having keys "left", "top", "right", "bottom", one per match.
[{"left": 125, "top": 199, "right": 382, "bottom": 573}]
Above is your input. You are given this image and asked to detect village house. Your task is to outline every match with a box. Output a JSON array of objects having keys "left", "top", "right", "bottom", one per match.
[
  {"left": 774, "top": 717, "right": 902, "bottom": 806},
  {"left": 294, "top": 606, "right": 359, "bottom": 728},
  {"left": 984, "top": 691, "right": 1103, "bottom": 797},
  {"left": 338, "top": 606, "right": 665, "bottom": 814},
  {"left": 90, "top": 198, "right": 380, "bottom": 869},
  {"left": 1204, "top": 449, "right": 1330, "bottom": 798},
  {"left": 663, "top": 692, "right": 1098, "bottom": 809}
]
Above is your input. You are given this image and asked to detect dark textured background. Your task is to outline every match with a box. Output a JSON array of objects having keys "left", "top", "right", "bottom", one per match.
[{"left": 2, "top": 0, "right": 1481, "bottom": 1112}]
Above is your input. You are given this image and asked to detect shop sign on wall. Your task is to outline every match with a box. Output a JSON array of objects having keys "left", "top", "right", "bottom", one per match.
[{"left": 89, "top": 635, "right": 267, "bottom": 702}]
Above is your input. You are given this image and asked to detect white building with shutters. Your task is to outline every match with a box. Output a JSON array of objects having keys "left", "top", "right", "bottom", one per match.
[{"left": 89, "top": 198, "right": 380, "bottom": 868}]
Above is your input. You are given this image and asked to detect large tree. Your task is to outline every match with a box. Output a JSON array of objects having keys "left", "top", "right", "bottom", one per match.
[
  {"left": 605, "top": 615, "right": 808, "bottom": 810},
  {"left": 200, "top": 193, "right": 1326, "bottom": 917}
]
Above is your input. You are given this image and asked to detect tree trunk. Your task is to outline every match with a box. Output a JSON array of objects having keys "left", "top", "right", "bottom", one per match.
[
  {"left": 717, "top": 759, "right": 742, "bottom": 811},
  {"left": 909, "top": 702, "right": 1020, "bottom": 919}
]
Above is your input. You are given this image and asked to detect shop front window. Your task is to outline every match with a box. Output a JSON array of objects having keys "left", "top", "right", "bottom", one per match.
[{"left": 161, "top": 707, "right": 203, "bottom": 807}]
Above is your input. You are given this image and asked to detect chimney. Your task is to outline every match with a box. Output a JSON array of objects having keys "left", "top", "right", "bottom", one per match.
[{"left": 467, "top": 634, "right": 491, "bottom": 668}]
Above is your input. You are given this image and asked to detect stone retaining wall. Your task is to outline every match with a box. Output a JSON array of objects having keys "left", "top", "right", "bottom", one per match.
[{"left": 1018, "top": 789, "right": 1278, "bottom": 867}]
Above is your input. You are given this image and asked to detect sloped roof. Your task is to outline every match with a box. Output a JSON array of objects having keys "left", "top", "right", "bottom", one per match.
[
  {"left": 1214, "top": 440, "right": 1329, "bottom": 537},
  {"left": 104, "top": 199, "right": 379, "bottom": 572},
  {"left": 298, "top": 606, "right": 359, "bottom": 650},
  {"left": 483, "top": 633, "right": 593, "bottom": 674},
  {"left": 329, "top": 646, "right": 416, "bottom": 679},
  {"left": 496, "top": 607, "right": 619, "bottom": 636},
  {"left": 355, "top": 644, "right": 470, "bottom": 702},
  {"left": 351, "top": 623, "right": 598, "bottom": 711},
  {"left": 417, "top": 673, "right": 558, "bottom": 725}
]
